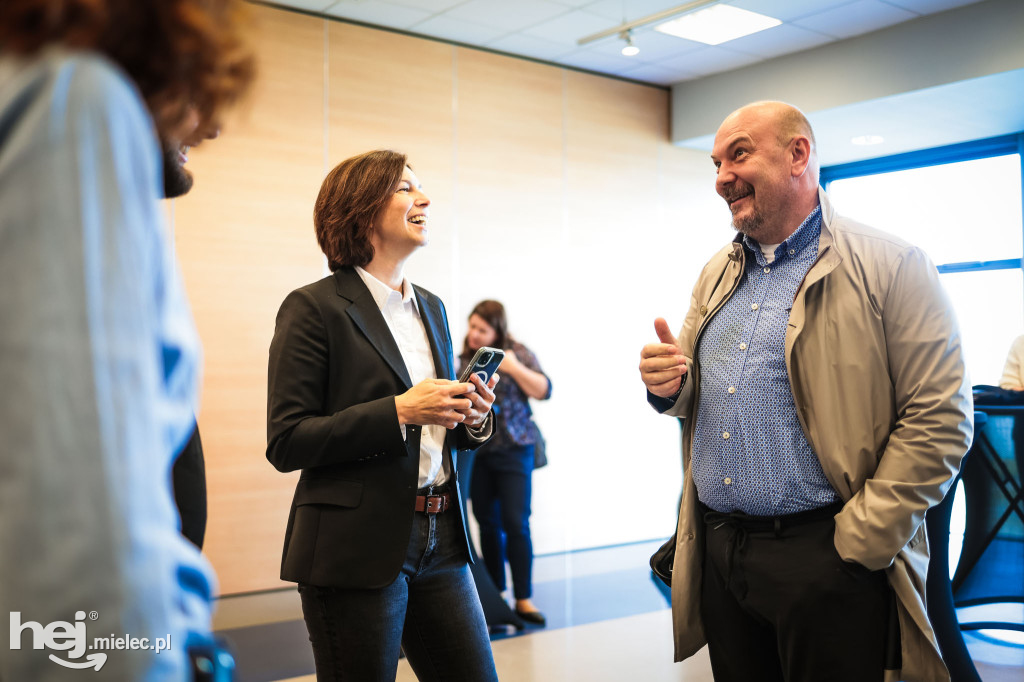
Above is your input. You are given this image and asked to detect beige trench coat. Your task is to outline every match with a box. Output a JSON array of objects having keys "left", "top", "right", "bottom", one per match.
[{"left": 661, "top": 188, "right": 973, "bottom": 682}]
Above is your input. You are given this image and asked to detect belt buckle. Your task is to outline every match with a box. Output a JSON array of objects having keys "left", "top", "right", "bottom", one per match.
[{"left": 425, "top": 494, "right": 444, "bottom": 513}]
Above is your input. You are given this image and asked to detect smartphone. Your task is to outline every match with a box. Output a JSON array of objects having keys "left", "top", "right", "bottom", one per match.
[
  {"left": 189, "top": 638, "right": 235, "bottom": 682},
  {"left": 459, "top": 346, "right": 505, "bottom": 385}
]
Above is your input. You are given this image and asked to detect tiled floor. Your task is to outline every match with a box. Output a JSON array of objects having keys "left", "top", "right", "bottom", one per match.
[
  {"left": 215, "top": 540, "right": 1024, "bottom": 682},
  {"left": 276, "top": 611, "right": 713, "bottom": 682}
]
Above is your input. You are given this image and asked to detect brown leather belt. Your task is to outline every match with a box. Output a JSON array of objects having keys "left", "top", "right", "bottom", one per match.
[{"left": 415, "top": 491, "right": 451, "bottom": 514}]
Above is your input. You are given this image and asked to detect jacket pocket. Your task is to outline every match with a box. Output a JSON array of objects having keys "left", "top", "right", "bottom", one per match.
[{"left": 293, "top": 477, "right": 363, "bottom": 508}]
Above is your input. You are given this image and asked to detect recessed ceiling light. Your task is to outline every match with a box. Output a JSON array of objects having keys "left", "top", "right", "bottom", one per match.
[
  {"left": 655, "top": 5, "right": 781, "bottom": 46},
  {"left": 851, "top": 135, "right": 885, "bottom": 146}
]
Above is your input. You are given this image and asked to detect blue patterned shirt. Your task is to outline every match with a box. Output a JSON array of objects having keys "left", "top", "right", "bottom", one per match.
[{"left": 692, "top": 207, "right": 840, "bottom": 515}]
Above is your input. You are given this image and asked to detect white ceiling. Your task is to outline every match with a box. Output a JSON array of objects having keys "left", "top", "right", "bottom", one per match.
[{"left": 266, "top": 0, "right": 986, "bottom": 86}]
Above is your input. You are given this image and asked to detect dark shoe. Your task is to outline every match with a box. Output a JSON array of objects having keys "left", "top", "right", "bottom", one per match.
[{"left": 515, "top": 608, "right": 546, "bottom": 627}]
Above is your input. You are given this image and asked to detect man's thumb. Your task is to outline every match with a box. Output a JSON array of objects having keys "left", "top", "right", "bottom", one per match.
[{"left": 654, "top": 318, "right": 677, "bottom": 346}]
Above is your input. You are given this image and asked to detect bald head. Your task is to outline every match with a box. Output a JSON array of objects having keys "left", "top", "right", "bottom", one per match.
[{"left": 724, "top": 101, "right": 819, "bottom": 183}]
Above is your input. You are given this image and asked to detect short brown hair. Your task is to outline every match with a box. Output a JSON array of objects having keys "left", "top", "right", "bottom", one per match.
[
  {"left": 314, "top": 150, "right": 408, "bottom": 270},
  {"left": 0, "top": 0, "right": 255, "bottom": 140}
]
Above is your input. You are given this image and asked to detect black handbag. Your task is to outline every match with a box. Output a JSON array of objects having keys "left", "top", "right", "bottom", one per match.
[
  {"left": 650, "top": 534, "right": 675, "bottom": 587},
  {"left": 530, "top": 421, "right": 548, "bottom": 469}
]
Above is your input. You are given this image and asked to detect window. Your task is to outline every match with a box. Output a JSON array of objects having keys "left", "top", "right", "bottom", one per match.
[{"left": 822, "top": 135, "right": 1024, "bottom": 386}]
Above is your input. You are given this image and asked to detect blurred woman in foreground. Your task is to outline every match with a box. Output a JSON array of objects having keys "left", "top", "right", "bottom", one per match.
[{"left": 0, "top": 1, "right": 253, "bottom": 679}]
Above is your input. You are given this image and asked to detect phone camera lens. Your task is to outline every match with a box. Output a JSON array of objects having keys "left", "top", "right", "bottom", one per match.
[{"left": 481, "top": 351, "right": 493, "bottom": 364}]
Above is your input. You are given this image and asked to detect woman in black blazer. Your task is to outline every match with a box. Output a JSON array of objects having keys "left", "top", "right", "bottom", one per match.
[{"left": 267, "top": 150, "right": 499, "bottom": 681}]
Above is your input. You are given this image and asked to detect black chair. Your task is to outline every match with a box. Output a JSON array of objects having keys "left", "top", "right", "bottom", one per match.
[
  {"left": 951, "top": 405, "right": 1024, "bottom": 633},
  {"left": 925, "top": 411, "right": 984, "bottom": 682}
]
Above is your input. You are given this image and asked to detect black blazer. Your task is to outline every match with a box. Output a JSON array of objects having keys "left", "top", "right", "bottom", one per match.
[{"left": 267, "top": 266, "right": 489, "bottom": 588}]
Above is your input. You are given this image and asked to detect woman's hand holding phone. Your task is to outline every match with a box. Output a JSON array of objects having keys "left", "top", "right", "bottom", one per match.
[
  {"left": 456, "top": 372, "right": 499, "bottom": 428},
  {"left": 394, "top": 373, "right": 499, "bottom": 430},
  {"left": 395, "top": 379, "right": 474, "bottom": 430},
  {"left": 454, "top": 346, "right": 503, "bottom": 428}
]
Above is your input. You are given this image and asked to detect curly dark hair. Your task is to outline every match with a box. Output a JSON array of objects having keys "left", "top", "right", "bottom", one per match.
[
  {"left": 314, "top": 150, "right": 408, "bottom": 270},
  {"left": 0, "top": 0, "right": 256, "bottom": 140}
]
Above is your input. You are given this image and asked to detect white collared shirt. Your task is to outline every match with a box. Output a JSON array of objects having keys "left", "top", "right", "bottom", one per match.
[{"left": 355, "top": 266, "right": 447, "bottom": 488}]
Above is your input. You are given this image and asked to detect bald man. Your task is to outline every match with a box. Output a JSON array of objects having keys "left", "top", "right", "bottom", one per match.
[{"left": 639, "top": 101, "right": 972, "bottom": 682}]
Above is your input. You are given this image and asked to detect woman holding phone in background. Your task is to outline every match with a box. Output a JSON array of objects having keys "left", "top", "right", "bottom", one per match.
[
  {"left": 267, "top": 149, "right": 499, "bottom": 681},
  {"left": 461, "top": 300, "right": 552, "bottom": 626}
]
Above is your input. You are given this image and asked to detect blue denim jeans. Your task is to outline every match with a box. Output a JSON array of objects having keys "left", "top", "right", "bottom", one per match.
[{"left": 297, "top": 508, "right": 497, "bottom": 682}]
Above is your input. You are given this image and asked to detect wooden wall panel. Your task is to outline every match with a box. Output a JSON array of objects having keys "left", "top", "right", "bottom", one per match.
[
  {"left": 564, "top": 71, "right": 667, "bottom": 296},
  {"left": 452, "top": 49, "right": 564, "bottom": 339},
  {"left": 326, "top": 23, "right": 458, "bottom": 304},
  {"left": 174, "top": 5, "right": 325, "bottom": 595},
  {"left": 554, "top": 71, "right": 683, "bottom": 550},
  {"left": 450, "top": 53, "right": 570, "bottom": 552}
]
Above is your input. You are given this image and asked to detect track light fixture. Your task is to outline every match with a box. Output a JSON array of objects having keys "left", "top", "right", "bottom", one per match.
[
  {"left": 620, "top": 30, "right": 639, "bottom": 56},
  {"left": 579, "top": 0, "right": 717, "bottom": 47}
]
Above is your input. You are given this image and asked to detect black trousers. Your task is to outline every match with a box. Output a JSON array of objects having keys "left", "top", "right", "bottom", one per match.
[
  {"left": 700, "top": 503, "right": 895, "bottom": 682},
  {"left": 470, "top": 444, "right": 535, "bottom": 600}
]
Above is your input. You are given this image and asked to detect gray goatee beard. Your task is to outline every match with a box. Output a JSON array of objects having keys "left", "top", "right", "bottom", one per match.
[
  {"left": 723, "top": 185, "right": 764, "bottom": 239},
  {"left": 732, "top": 209, "right": 766, "bottom": 241}
]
